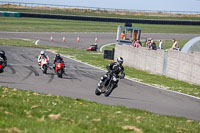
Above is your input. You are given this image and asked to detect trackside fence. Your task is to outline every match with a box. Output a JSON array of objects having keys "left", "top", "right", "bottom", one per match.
[{"left": 114, "top": 44, "right": 200, "bottom": 85}]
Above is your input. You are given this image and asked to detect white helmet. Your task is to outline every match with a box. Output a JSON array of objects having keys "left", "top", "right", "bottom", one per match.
[
  {"left": 117, "top": 57, "right": 123, "bottom": 65},
  {"left": 40, "top": 50, "right": 45, "bottom": 55}
]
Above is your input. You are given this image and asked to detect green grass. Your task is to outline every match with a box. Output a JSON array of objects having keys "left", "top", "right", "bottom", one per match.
[
  {"left": 1, "top": 17, "right": 200, "bottom": 34},
  {"left": 0, "top": 86, "right": 200, "bottom": 133},
  {"left": 1, "top": 38, "right": 200, "bottom": 98}
]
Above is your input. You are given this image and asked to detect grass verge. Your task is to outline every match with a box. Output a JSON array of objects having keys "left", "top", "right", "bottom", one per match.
[
  {"left": 1, "top": 17, "right": 200, "bottom": 34},
  {"left": 0, "top": 39, "right": 200, "bottom": 98},
  {"left": 0, "top": 86, "right": 200, "bottom": 133}
]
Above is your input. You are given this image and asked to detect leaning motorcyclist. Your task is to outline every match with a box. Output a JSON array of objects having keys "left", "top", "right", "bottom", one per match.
[
  {"left": 0, "top": 50, "right": 7, "bottom": 68},
  {"left": 37, "top": 50, "right": 49, "bottom": 66},
  {"left": 53, "top": 54, "right": 65, "bottom": 70},
  {"left": 98, "top": 57, "right": 125, "bottom": 88}
]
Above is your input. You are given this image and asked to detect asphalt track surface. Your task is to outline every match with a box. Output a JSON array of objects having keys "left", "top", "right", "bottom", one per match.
[{"left": 0, "top": 32, "right": 200, "bottom": 121}]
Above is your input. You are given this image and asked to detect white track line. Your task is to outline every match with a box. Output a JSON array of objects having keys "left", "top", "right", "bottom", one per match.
[
  {"left": 100, "top": 43, "right": 116, "bottom": 52},
  {"left": 35, "top": 40, "right": 40, "bottom": 45}
]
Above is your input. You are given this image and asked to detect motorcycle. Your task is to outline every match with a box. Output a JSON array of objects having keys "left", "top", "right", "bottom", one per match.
[
  {"left": 87, "top": 44, "right": 98, "bottom": 51},
  {"left": 0, "top": 58, "right": 6, "bottom": 73},
  {"left": 39, "top": 57, "right": 49, "bottom": 74},
  {"left": 0, "top": 62, "right": 3, "bottom": 73},
  {"left": 95, "top": 72, "right": 119, "bottom": 97},
  {"left": 55, "top": 60, "right": 64, "bottom": 78}
]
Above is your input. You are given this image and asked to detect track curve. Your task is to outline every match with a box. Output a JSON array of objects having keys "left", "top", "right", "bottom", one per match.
[
  {"left": 0, "top": 44, "right": 200, "bottom": 121},
  {"left": 0, "top": 46, "right": 200, "bottom": 121}
]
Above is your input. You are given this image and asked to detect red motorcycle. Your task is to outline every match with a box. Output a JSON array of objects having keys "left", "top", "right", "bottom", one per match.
[
  {"left": 55, "top": 60, "right": 64, "bottom": 78},
  {"left": 0, "top": 58, "right": 6, "bottom": 73},
  {"left": 87, "top": 44, "right": 98, "bottom": 51},
  {"left": 0, "top": 63, "right": 3, "bottom": 72}
]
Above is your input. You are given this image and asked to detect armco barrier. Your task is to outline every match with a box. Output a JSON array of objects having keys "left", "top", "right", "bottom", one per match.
[
  {"left": 114, "top": 44, "right": 200, "bottom": 85},
  {"left": 19, "top": 13, "right": 200, "bottom": 26}
]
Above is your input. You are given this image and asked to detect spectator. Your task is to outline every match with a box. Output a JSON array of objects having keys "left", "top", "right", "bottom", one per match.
[
  {"left": 146, "top": 38, "right": 151, "bottom": 48},
  {"left": 131, "top": 40, "right": 141, "bottom": 48},
  {"left": 135, "top": 40, "right": 141, "bottom": 48},
  {"left": 149, "top": 40, "right": 157, "bottom": 50},
  {"left": 131, "top": 40, "right": 136, "bottom": 47},
  {"left": 144, "top": 38, "right": 148, "bottom": 46},
  {"left": 159, "top": 40, "right": 163, "bottom": 49},
  {"left": 171, "top": 38, "right": 179, "bottom": 50},
  {"left": 120, "top": 31, "right": 125, "bottom": 40},
  {"left": 148, "top": 38, "right": 152, "bottom": 42},
  {"left": 137, "top": 39, "right": 142, "bottom": 47}
]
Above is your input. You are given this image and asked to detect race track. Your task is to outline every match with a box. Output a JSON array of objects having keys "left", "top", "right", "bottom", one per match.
[{"left": 0, "top": 32, "right": 200, "bottom": 121}]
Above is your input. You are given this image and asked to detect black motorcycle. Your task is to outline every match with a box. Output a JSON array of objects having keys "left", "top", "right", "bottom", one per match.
[{"left": 95, "top": 72, "right": 119, "bottom": 97}]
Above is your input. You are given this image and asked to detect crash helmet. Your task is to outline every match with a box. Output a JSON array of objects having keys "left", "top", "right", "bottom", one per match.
[
  {"left": 40, "top": 50, "right": 45, "bottom": 55},
  {"left": 56, "top": 54, "right": 60, "bottom": 58},
  {"left": 0, "top": 50, "right": 5, "bottom": 56},
  {"left": 117, "top": 57, "right": 123, "bottom": 65}
]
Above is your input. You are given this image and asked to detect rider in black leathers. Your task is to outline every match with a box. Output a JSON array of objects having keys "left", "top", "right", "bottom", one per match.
[
  {"left": 98, "top": 57, "right": 125, "bottom": 88},
  {"left": 53, "top": 54, "right": 65, "bottom": 70},
  {"left": 0, "top": 50, "right": 7, "bottom": 68}
]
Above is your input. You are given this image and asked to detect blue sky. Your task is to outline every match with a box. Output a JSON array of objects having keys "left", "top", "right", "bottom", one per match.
[{"left": 3, "top": 0, "right": 200, "bottom": 12}]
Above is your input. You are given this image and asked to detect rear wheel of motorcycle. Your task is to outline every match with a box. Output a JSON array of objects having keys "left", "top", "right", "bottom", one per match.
[
  {"left": 57, "top": 69, "right": 63, "bottom": 78},
  {"left": 104, "top": 84, "right": 114, "bottom": 97},
  {"left": 43, "top": 65, "right": 47, "bottom": 74},
  {"left": 95, "top": 87, "right": 101, "bottom": 96}
]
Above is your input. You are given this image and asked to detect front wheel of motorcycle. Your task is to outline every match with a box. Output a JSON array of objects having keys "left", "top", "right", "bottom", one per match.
[
  {"left": 43, "top": 65, "right": 47, "bottom": 74},
  {"left": 104, "top": 83, "right": 114, "bottom": 97},
  {"left": 95, "top": 87, "right": 101, "bottom": 96},
  {"left": 57, "top": 69, "right": 63, "bottom": 78}
]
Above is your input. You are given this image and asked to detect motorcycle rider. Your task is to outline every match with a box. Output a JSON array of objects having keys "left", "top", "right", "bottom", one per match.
[
  {"left": 37, "top": 50, "right": 49, "bottom": 66},
  {"left": 98, "top": 57, "right": 125, "bottom": 89},
  {"left": 0, "top": 50, "right": 7, "bottom": 68},
  {"left": 53, "top": 54, "right": 65, "bottom": 70}
]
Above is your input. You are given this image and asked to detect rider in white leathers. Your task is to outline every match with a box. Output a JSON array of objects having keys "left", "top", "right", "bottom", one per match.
[{"left": 37, "top": 50, "right": 49, "bottom": 66}]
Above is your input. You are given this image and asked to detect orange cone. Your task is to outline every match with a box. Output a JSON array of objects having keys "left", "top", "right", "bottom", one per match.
[
  {"left": 50, "top": 36, "right": 54, "bottom": 42},
  {"left": 77, "top": 37, "right": 80, "bottom": 43},
  {"left": 95, "top": 37, "right": 98, "bottom": 43},
  {"left": 62, "top": 37, "right": 66, "bottom": 42}
]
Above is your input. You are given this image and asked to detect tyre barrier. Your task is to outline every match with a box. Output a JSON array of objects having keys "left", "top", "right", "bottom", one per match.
[{"left": 19, "top": 12, "right": 200, "bottom": 26}]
